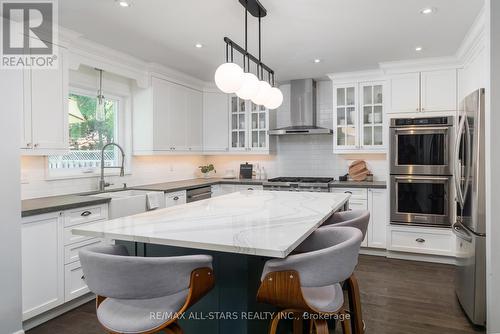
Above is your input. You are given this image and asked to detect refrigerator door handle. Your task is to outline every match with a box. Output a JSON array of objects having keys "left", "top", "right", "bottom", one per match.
[
  {"left": 462, "top": 116, "right": 472, "bottom": 204},
  {"left": 452, "top": 221, "right": 473, "bottom": 243},
  {"left": 454, "top": 113, "right": 466, "bottom": 206}
]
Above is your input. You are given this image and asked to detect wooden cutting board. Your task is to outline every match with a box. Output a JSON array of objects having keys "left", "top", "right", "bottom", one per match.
[{"left": 349, "top": 160, "right": 369, "bottom": 181}]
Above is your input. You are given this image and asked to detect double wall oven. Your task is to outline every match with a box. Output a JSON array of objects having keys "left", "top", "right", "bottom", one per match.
[{"left": 389, "top": 116, "right": 454, "bottom": 227}]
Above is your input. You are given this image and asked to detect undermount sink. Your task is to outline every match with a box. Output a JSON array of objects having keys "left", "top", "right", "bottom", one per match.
[{"left": 91, "top": 190, "right": 164, "bottom": 219}]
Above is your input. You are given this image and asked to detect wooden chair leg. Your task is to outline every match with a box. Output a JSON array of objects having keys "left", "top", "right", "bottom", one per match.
[
  {"left": 341, "top": 311, "right": 352, "bottom": 334},
  {"left": 313, "top": 319, "right": 329, "bottom": 334},
  {"left": 293, "top": 312, "right": 304, "bottom": 334},
  {"left": 269, "top": 311, "right": 284, "bottom": 334},
  {"left": 346, "top": 275, "right": 364, "bottom": 334},
  {"left": 163, "top": 323, "right": 183, "bottom": 334}
]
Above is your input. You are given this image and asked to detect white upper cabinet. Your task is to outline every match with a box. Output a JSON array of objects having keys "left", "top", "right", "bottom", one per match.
[
  {"left": 333, "top": 79, "right": 386, "bottom": 153},
  {"left": 229, "top": 95, "right": 271, "bottom": 153},
  {"left": 186, "top": 88, "right": 203, "bottom": 152},
  {"left": 388, "top": 72, "right": 420, "bottom": 113},
  {"left": 388, "top": 69, "right": 457, "bottom": 114},
  {"left": 22, "top": 45, "right": 69, "bottom": 154},
  {"left": 420, "top": 69, "right": 457, "bottom": 112},
  {"left": 133, "top": 76, "right": 203, "bottom": 154},
  {"left": 203, "top": 92, "right": 229, "bottom": 152}
]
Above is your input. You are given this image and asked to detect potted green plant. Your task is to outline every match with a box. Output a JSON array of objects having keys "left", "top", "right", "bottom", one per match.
[{"left": 199, "top": 164, "right": 216, "bottom": 178}]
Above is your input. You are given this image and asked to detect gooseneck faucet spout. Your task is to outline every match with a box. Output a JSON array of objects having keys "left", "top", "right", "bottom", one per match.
[{"left": 99, "top": 143, "right": 126, "bottom": 191}]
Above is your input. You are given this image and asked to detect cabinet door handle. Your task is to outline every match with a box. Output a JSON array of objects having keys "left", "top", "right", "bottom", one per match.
[
  {"left": 416, "top": 108, "right": 419, "bottom": 112},
  {"left": 421, "top": 108, "right": 425, "bottom": 111},
  {"left": 173, "top": 196, "right": 179, "bottom": 201},
  {"left": 26, "top": 143, "right": 32, "bottom": 148},
  {"left": 81, "top": 211, "right": 92, "bottom": 217},
  {"left": 247, "top": 187, "right": 254, "bottom": 190},
  {"left": 34, "top": 143, "right": 39, "bottom": 148},
  {"left": 81, "top": 275, "right": 85, "bottom": 280},
  {"left": 344, "top": 191, "right": 353, "bottom": 194},
  {"left": 415, "top": 238, "right": 426, "bottom": 243}
]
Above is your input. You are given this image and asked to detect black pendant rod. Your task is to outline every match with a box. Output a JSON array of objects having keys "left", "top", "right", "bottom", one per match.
[{"left": 224, "top": 37, "right": 274, "bottom": 75}]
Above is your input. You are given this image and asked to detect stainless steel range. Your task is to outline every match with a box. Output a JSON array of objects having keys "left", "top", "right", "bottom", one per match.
[{"left": 263, "top": 177, "right": 333, "bottom": 192}]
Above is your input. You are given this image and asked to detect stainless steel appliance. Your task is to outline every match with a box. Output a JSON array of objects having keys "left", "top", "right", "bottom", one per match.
[
  {"left": 390, "top": 116, "right": 454, "bottom": 226},
  {"left": 453, "top": 89, "right": 486, "bottom": 326},
  {"left": 263, "top": 177, "right": 333, "bottom": 192},
  {"left": 186, "top": 186, "right": 212, "bottom": 203},
  {"left": 390, "top": 175, "right": 452, "bottom": 226},
  {"left": 390, "top": 116, "right": 454, "bottom": 175},
  {"left": 269, "top": 79, "right": 333, "bottom": 135}
]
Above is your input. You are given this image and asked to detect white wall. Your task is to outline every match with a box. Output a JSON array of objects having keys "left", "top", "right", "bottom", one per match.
[
  {"left": 486, "top": 1, "right": 500, "bottom": 332},
  {"left": 0, "top": 65, "right": 23, "bottom": 332},
  {"left": 21, "top": 155, "right": 205, "bottom": 199}
]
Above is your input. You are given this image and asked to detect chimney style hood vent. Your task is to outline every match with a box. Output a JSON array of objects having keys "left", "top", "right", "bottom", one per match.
[{"left": 269, "top": 79, "right": 333, "bottom": 135}]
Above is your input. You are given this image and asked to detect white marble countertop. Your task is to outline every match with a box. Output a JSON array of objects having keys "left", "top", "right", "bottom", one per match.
[{"left": 72, "top": 190, "right": 350, "bottom": 258}]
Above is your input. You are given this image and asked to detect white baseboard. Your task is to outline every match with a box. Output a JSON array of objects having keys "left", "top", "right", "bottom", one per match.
[
  {"left": 360, "top": 247, "right": 456, "bottom": 265},
  {"left": 12, "top": 330, "right": 25, "bottom": 334},
  {"left": 22, "top": 294, "right": 95, "bottom": 331}
]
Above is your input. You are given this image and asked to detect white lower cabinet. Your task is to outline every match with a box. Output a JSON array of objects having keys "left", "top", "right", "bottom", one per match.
[
  {"left": 330, "top": 187, "right": 387, "bottom": 249},
  {"left": 22, "top": 204, "right": 109, "bottom": 320},
  {"left": 211, "top": 184, "right": 263, "bottom": 197},
  {"left": 22, "top": 212, "right": 64, "bottom": 321},
  {"left": 166, "top": 190, "right": 187, "bottom": 207},
  {"left": 388, "top": 225, "right": 455, "bottom": 256},
  {"left": 64, "top": 261, "right": 90, "bottom": 301}
]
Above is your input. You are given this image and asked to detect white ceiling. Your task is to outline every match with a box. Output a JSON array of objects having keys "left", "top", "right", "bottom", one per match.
[{"left": 59, "top": 0, "right": 483, "bottom": 83}]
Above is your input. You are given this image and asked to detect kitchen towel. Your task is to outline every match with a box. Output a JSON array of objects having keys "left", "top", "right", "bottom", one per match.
[{"left": 146, "top": 192, "right": 164, "bottom": 210}]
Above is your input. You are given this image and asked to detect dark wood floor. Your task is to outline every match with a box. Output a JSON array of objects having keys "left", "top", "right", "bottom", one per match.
[{"left": 27, "top": 255, "right": 485, "bottom": 334}]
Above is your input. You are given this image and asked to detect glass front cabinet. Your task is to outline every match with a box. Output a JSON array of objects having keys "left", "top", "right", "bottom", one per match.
[
  {"left": 230, "top": 95, "right": 269, "bottom": 152},
  {"left": 333, "top": 81, "right": 386, "bottom": 153}
]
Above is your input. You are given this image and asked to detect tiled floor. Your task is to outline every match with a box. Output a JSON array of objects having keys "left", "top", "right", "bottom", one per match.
[{"left": 27, "top": 255, "right": 485, "bottom": 334}]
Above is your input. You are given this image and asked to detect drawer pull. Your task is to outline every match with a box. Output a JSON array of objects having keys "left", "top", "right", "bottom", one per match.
[
  {"left": 344, "top": 191, "right": 353, "bottom": 194},
  {"left": 173, "top": 196, "right": 179, "bottom": 201},
  {"left": 415, "top": 238, "right": 426, "bottom": 243},
  {"left": 81, "top": 211, "right": 92, "bottom": 217},
  {"left": 247, "top": 187, "right": 254, "bottom": 190}
]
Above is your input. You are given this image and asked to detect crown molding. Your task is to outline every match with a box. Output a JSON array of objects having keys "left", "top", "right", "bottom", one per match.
[
  {"left": 455, "top": 6, "right": 486, "bottom": 67},
  {"left": 327, "top": 69, "right": 385, "bottom": 83}
]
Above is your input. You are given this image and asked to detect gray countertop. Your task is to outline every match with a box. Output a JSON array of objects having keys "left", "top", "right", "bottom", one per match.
[
  {"left": 131, "top": 178, "right": 266, "bottom": 192},
  {"left": 21, "top": 178, "right": 386, "bottom": 217},
  {"left": 22, "top": 195, "right": 111, "bottom": 218}
]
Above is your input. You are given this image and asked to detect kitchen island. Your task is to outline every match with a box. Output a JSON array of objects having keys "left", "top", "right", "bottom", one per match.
[{"left": 73, "top": 190, "right": 350, "bottom": 333}]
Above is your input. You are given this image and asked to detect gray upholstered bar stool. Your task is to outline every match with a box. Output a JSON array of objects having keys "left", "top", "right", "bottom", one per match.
[
  {"left": 321, "top": 209, "right": 370, "bottom": 239},
  {"left": 79, "top": 245, "right": 214, "bottom": 334},
  {"left": 257, "top": 227, "right": 363, "bottom": 334}
]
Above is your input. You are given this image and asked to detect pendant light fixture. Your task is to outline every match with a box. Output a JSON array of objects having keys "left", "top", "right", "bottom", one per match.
[
  {"left": 95, "top": 69, "right": 105, "bottom": 122},
  {"left": 214, "top": 0, "right": 283, "bottom": 109}
]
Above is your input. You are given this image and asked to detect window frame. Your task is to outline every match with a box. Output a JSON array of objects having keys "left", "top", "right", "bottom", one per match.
[{"left": 46, "top": 86, "right": 130, "bottom": 179}]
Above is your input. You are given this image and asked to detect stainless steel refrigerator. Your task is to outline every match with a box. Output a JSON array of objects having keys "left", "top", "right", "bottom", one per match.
[{"left": 453, "top": 88, "right": 486, "bottom": 326}]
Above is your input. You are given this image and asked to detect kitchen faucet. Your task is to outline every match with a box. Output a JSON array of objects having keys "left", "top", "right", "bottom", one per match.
[{"left": 99, "top": 143, "right": 125, "bottom": 191}]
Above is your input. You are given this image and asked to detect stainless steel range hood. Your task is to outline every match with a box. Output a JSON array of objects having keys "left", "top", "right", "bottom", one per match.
[{"left": 269, "top": 79, "right": 333, "bottom": 135}]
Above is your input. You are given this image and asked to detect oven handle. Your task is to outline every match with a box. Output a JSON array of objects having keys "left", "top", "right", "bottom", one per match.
[
  {"left": 452, "top": 221, "right": 473, "bottom": 243},
  {"left": 393, "top": 126, "right": 450, "bottom": 132},
  {"left": 394, "top": 176, "right": 449, "bottom": 182},
  {"left": 454, "top": 113, "right": 466, "bottom": 206}
]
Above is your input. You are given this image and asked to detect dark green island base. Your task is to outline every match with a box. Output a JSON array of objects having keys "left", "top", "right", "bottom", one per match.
[{"left": 117, "top": 241, "right": 300, "bottom": 334}]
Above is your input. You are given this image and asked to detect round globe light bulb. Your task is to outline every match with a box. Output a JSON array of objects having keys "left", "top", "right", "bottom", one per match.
[
  {"left": 264, "top": 87, "right": 284, "bottom": 109},
  {"left": 214, "top": 62, "right": 244, "bottom": 93},
  {"left": 251, "top": 81, "right": 272, "bottom": 105},
  {"left": 236, "top": 72, "right": 260, "bottom": 100}
]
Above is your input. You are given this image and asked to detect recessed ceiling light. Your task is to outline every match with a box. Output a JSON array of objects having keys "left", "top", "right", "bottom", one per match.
[
  {"left": 117, "top": 0, "right": 130, "bottom": 7},
  {"left": 415, "top": 46, "right": 423, "bottom": 52},
  {"left": 195, "top": 43, "right": 203, "bottom": 48},
  {"left": 420, "top": 7, "right": 435, "bottom": 15},
  {"left": 313, "top": 59, "right": 321, "bottom": 63}
]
